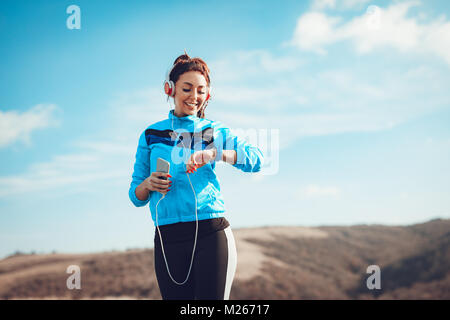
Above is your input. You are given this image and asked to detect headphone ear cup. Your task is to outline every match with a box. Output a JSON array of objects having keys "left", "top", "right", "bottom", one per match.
[
  {"left": 164, "top": 81, "right": 171, "bottom": 96},
  {"left": 164, "top": 80, "right": 176, "bottom": 97}
]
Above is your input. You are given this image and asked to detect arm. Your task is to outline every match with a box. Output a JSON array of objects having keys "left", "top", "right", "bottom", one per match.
[
  {"left": 215, "top": 125, "right": 264, "bottom": 172},
  {"left": 135, "top": 181, "right": 151, "bottom": 201},
  {"left": 129, "top": 131, "right": 152, "bottom": 207},
  {"left": 188, "top": 123, "right": 262, "bottom": 172},
  {"left": 205, "top": 148, "right": 237, "bottom": 165}
]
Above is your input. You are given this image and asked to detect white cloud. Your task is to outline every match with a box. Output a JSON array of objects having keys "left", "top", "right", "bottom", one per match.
[
  {"left": 422, "top": 15, "right": 450, "bottom": 65},
  {"left": 209, "top": 49, "right": 304, "bottom": 82},
  {"left": 0, "top": 95, "right": 145, "bottom": 198},
  {"left": 212, "top": 84, "right": 308, "bottom": 108},
  {"left": 289, "top": 1, "right": 450, "bottom": 66},
  {"left": 0, "top": 143, "right": 133, "bottom": 198},
  {"left": 0, "top": 87, "right": 173, "bottom": 198},
  {"left": 212, "top": 107, "right": 401, "bottom": 152},
  {"left": 110, "top": 87, "right": 165, "bottom": 126},
  {"left": 206, "top": 55, "right": 449, "bottom": 151},
  {"left": 290, "top": 12, "right": 342, "bottom": 54},
  {"left": 340, "top": 2, "right": 423, "bottom": 53},
  {"left": 0, "top": 104, "right": 61, "bottom": 148}
]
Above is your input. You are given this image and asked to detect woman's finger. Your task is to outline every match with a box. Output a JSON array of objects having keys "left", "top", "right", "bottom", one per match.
[
  {"left": 152, "top": 172, "right": 171, "bottom": 179},
  {"left": 151, "top": 177, "right": 171, "bottom": 186},
  {"left": 151, "top": 175, "right": 170, "bottom": 183},
  {"left": 186, "top": 163, "right": 199, "bottom": 173},
  {"left": 154, "top": 181, "right": 171, "bottom": 188},
  {"left": 161, "top": 172, "right": 172, "bottom": 180},
  {"left": 153, "top": 184, "right": 171, "bottom": 193}
]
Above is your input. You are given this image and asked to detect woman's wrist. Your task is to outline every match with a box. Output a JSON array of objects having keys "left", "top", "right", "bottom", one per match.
[
  {"left": 205, "top": 148, "right": 218, "bottom": 162},
  {"left": 205, "top": 148, "right": 236, "bottom": 164},
  {"left": 136, "top": 181, "right": 151, "bottom": 200},
  {"left": 222, "top": 150, "right": 237, "bottom": 165}
]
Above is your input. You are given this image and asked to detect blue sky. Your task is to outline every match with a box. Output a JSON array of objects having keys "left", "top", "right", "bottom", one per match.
[{"left": 1, "top": 0, "right": 450, "bottom": 258}]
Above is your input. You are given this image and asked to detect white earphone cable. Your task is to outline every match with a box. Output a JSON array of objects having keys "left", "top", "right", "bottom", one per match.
[{"left": 154, "top": 101, "right": 199, "bottom": 286}]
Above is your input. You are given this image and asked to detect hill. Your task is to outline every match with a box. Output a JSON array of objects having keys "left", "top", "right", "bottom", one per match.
[{"left": 1, "top": 219, "right": 449, "bottom": 299}]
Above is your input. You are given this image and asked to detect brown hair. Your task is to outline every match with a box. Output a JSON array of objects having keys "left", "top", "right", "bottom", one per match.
[{"left": 169, "top": 50, "right": 211, "bottom": 118}]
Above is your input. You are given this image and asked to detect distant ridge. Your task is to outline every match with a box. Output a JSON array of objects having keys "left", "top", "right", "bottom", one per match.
[{"left": 1, "top": 219, "right": 449, "bottom": 299}]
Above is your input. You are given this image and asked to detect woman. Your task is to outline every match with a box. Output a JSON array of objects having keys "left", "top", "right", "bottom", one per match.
[{"left": 128, "top": 52, "right": 264, "bottom": 300}]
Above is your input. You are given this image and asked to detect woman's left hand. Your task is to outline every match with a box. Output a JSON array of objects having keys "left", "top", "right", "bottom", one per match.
[{"left": 186, "top": 149, "right": 217, "bottom": 173}]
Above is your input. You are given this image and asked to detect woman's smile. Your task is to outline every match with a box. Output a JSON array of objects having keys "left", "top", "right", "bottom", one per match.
[{"left": 185, "top": 102, "right": 198, "bottom": 109}]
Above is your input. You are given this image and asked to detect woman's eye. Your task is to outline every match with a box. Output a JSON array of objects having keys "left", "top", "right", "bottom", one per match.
[{"left": 183, "top": 89, "right": 206, "bottom": 94}]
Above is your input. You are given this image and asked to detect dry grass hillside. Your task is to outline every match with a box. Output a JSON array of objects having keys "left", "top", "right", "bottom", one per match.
[{"left": 1, "top": 218, "right": 449, "bottom": 299}]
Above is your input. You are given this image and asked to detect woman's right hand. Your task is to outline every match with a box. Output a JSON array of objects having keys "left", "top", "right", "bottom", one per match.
[{"left": 144, "top": 172, "right": 172, "bottom": 194}]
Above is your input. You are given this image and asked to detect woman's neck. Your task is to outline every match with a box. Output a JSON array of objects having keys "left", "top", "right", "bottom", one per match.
[{"left": 173, "top": 109, "right": 186, "bottom": 117}]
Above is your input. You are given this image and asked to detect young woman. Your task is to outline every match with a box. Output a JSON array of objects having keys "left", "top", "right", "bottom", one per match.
[{"left": 128, "top": 52, "right": 264, "bottom": 300}]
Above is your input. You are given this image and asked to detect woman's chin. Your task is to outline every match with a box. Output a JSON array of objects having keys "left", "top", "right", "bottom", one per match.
[
  {"left": 175, "top": 104, "right": 197, "bottom": 116},
  {"left": 185, "top": 108, "right": 197, "bottom": 115}
]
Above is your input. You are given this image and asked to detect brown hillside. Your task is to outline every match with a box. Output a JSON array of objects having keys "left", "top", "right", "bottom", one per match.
[{"left": 0, "top": 219, "right": 449, "bottom": 299}]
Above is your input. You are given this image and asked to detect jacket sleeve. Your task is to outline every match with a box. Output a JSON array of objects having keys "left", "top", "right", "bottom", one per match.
[
  {"left": 129, "top": 130, "right": 151, "bottom": 207},
  {"left": 215, "top": 125, "right": 264, "bottom": 173}
]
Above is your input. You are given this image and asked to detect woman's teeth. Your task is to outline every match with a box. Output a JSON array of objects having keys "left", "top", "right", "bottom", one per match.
[{"left": 185, "top": 103, "right": 197, "bottom": 108}]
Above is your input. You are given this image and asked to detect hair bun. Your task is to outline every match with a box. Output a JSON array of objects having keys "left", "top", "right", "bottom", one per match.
[{"left": 173, "top": 49, "right": 191, "bottom": 65}]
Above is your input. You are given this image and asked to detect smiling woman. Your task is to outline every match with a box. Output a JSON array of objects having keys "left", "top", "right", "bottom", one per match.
[
  {"left": 128, "top": 51, "right": 264, "bottom": 300},
  {"left": 165, "top": 51, "right": 212, "bottom": 119}
]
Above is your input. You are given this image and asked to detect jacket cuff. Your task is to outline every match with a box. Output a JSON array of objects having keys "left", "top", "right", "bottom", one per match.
[
  {"left": 214, "top": 147, "right": 223, "bottom": 162},
  {"left": 129, "top": 186, "right": 150, "bottom": 207}
]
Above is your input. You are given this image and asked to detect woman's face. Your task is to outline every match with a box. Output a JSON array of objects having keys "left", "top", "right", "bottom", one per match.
[{"left": 173, "top": 71, "right": 208, "bottom": 117}]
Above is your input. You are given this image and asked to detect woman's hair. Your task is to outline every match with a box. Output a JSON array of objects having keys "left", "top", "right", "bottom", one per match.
[{"left": 169, "top": 50, "right": 211, "bottom": 118}]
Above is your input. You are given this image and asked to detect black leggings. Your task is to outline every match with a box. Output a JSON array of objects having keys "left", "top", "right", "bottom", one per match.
[{"left": 154, "top": 225, "right": 237, "bottom": 300}]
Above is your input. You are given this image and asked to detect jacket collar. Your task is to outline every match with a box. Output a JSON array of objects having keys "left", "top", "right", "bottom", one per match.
[{"left": 168, "top": 109, "right": 198, "bottom": 123}]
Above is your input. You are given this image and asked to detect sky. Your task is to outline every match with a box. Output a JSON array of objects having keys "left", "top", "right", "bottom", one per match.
[{"left": 1, "top": 0, "right": 450, "bottom": 258}]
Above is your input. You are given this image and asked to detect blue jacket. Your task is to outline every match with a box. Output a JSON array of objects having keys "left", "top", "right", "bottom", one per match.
[{"left": 129, "top": 109, "right": 264, "bottom": 226}]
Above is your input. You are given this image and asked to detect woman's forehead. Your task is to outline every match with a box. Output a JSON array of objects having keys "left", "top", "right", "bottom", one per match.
[{"left": 178, "top": 71, "right": 207, "bottom": 86}]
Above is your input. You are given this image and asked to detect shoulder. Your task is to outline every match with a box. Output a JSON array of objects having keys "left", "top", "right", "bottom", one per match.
[
  {"left": 137, "top": 119, "right": 171, "bottom": 145},
  {"left": 201, "top": 116, "right": 228, "bottom": 131},
  {"left": 140, "top": 119, "right": 171, "bottom": 136},
  {"left": 147, "top": 118, "right": 170, "bottom": 131}
]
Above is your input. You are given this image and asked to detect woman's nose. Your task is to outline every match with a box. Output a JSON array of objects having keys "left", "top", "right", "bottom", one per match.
[{"left": 191, "top": 90, "right": 198, "bottom": 100}]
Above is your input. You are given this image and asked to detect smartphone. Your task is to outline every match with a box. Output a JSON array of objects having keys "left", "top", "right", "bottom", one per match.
[{"left": 156, "top": 158, "right": 170, "bottom": 180}]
